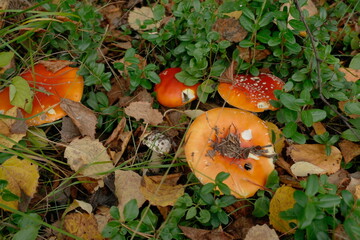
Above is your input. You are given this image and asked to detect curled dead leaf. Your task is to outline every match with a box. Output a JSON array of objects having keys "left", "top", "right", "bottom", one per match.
[
  {"left": 244, "top": 224, "right": 279, "bottom": 240},
  {"left": 339, "top": 140, "right": 360, "bottom": 163},
  {"left": 63, "top": 212, "right": 103, "bottom": 240},
  {"left": 128, "top": 7, "right": 160, "bottom": 31},
  {"left": 124, "top": 101, "right": 163, "bottom": 125},
  {"left": 212, "top": 18, "right": 248, "bottom": 42}
]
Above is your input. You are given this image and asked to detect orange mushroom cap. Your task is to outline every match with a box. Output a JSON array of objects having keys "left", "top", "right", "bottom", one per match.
[
  {"left": 154, "top": 68, "right": 200, "bottom": 108},
  {"left": 184, "top": 107, "right": 275, "bottom": 198},
  {"left": 0, "top": 63, "right": 84, "bottom": 126},
  {"left": 218, "top": 73, "right": 285, "bottom": 112}
]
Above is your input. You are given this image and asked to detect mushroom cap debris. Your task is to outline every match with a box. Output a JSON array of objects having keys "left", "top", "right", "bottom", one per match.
[
  {"left": 154, "top": 68, "right": 199, "bottom": 108},
  {"left": 184, "top": 107, "right": 275, "bottom": 198},
  {"left": 0, "top": 63, "right": 84, "bottom": 126},
  {"left": 218, "top": 73, "right": 284, "bottom": 112}
]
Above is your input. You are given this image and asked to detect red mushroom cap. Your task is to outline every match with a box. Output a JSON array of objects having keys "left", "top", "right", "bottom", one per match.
[
  {"left": 218, "top": 73, "right": 284, "bottom": 112},
  {"left": 184, "top": 107, "right": 275, "bottom": 198},
  {"left": 154, "top": 68, "right": 200, "bottom": 108},
  {"left": 0, "top": 63, "right": 84, "bottom": 126}
]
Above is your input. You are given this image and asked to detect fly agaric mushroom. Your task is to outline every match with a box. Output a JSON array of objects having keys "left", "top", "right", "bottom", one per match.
[
  {"left": 218, "top": 73, "right": 285, "bottom": 112},
  {"left": 184, "top": 107, "right": 275, "bottom": 198},
  {"left": 143, "top": 132, "right": 172, "bottom": 173},
  {"left": 0, "top": 63, "right": 84, "bottom": 126},
  {"left": 154, "top": 68, "right": 199, "bottom": 108}
]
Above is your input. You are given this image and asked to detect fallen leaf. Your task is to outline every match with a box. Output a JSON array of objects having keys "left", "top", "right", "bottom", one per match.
[
  {"left": 281, "top": 0, "right": 318, "bottom": 31},
  {"left": 38, "top": 60, "right": 74, "bottom": 73},
  {"left": 60, "top": 116, "right": 81, "bottom": 143},
  {"left": 0, "top": 0, "right": 9, "bottom": 29},
  {"left": 269, "top": 186, "right": 297, "bottom": 234},
  {"left": 0, "top": 156, "right": 39, "bottom": 211},
  {"left": 140, "top": 174, "right": 184, "bottom": 207},
  {"left": 99, "top": 4, "right": 123, "bottom": 30},
  {"left": 0, "top": 107, "right": 26, "bottom": 150},
  {"left": 339, "top": 140, "right": 360, "bottom": 163},
  {"left": 328, "top": 169, "right": 350, "bottom": 190},
  {"left": 118, "top": 88, "right": 153, "bottom": 107},
  {"left": 276, "top": 157, "right": 295, "bottom": 178},
  {"left": 265, "top": 121, "right": 285, "bottom": 155},
  {"left": 312, "top": 122, "right": 327, "bottom": 135},
  {"left": 346, "top": 177, "right": 360, "bottom": 200},
  {"left": 226, "top": 216, "right": 256, "bottom": 239},
  {"left": 114, "top": 170, "right": 146, "bottom": 219},
  {"left": 111, "top": 42, "right": 132, "bottom": 49},
  {"left": 237, "top": 46, "right": 271, "bottom": 63},
  {"left": 219, "top": 60, "right": 236, "bottom": 83},
  {"left": 117, "top": 54, "right": 147, "bottom": 78},
  {"left": 339, "top": 67, "right": 360, "bottom": 82},
  {"left": 291, "top": 162, "right": 326, "bottom": 177},
  {"left": 64, "top": 137, "right": 114, "bottom": 179},
  {"left": 224, "top": 11, "right": 242, "bottom": 19},
  {"left": 9, "top": 76, "right": 33, "bottom": 113},
  {"left": 125, "top": 101, "right": 163, "bottom": 125},
  {"left": 244, "top": 224, "right": 279, "bottom": 240},
  {"left": 183, "top": 109, "right": 205, "bottom": 119},
  {"left": 26, "top": 127, "right": 48, "bottom": 148},
  {"left": 212, "top": 18, "right": 248, "bottom": 42},
  {"left": 128, "top": 7, "right": 160, "bottom": 31},
  {"left": 60, "top": 98, "right": 97, "bottom": 139},
  {"left": 287, "top": 144, "right": 342, "bottom": 175},
  {"left": 63, "top": 212, "right": 103, "bottom": 240},
  {"left": 94, "top": 206, "right": 112, "bottom": 235},
  {"left": 63, "top": 199, "right": 93, "bottom": 217},
  {"left": 179, "top": 226, "right": 234, "bottom": 240}
]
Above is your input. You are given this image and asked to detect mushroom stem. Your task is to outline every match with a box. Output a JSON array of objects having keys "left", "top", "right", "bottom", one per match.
[{"left": 148, "top": 150, "right": 163, "bottom": 173}]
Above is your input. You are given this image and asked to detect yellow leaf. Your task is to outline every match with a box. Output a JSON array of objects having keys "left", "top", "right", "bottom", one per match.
[
  {"left": 269, "top": 186, "right": 297, "bottom": 234},
  {"left": 265, "top": 121, "right": 285, "bottom": 155},
  {"left": 0, "top": 156, "right": 39, "bottom": 211},
  {"left": 223, "top": 11, "right": 243, "bottom": 19},
  {"left": 63, "top": 212, "right": 103, "bottom": 240},
  {"left": 140, "top": 174, "right": 184, "bottom": 207},
  {"left": 0, "top": 107, "right": 26, "bottom": 150}
]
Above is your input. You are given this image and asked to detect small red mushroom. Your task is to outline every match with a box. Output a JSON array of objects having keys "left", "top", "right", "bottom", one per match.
[
  {"left": 218, "top": 73, "right": 285, "bottom": 112},
  {"left": 0, "top": 63, "right": 84, "bottom": 126},
  {"left": 184, "top": 107, "right": 275, "bottom": 198},
  {"left": 154, "top": 68, "right": 200, "bottom": 108}
]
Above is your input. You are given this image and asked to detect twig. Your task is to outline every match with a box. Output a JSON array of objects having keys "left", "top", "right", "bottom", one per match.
[{"left": 294, "top": 0, "right": 360, "bottom": 141}]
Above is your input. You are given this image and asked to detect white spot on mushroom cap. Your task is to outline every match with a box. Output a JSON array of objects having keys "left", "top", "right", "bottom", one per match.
[
  {"left": 182, "top": 88, "right": 196, "bottom": 103},
  {"left": 47, "top": 108, "right": 56, "bottom": 115},
  {"left": 241, "top": 129, "right": 252, "bottom": 140},
  {"left": 257, "top": 101, "right": 270, "bottom": 109},
  {"left": 248, "top": 153, "right": 260, "bottom": 160}
]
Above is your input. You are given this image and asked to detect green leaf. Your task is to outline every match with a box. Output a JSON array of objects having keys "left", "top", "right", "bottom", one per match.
[
  {"left": 175, "top": 71, "right": 199, "bottom": 86},
  {"left": 349, "top": 53, "right": 360, "bottom": 69},
  {"left": 13, "top": 213, "right": 41, "bottom": 240},
  {"left": 305, "top": 175, "right": 319, "bottom": 197},
  {"left": 252, "top": 196, "right": 270, "bottom": 217},
  {"left": 279, "top": 93, "right": 301, "bottom": 111},
  {"left": 186, "top": 207, "right": 197, "bottom": 220},
  {"left": 147, "top": 71, "right": 161, "bottom": 84},
  {"left": 299, "top": 201, "right": 316, "bottom": 229},
  {"left": 153, "top": 5, "right": 165, "bottom": 21},
  {"left": 141, "top": 208, "right": 158, "bottom": 227},
  {"left": 197, "top": 209, "right": 211, "bottom": 223},
  {"left": 344, "top": 102, "right": 360, "bottom": 115},
  {"left": 9, "top": 76, "right": 33, "bottom": 113},
  {"left": 341, "top": 129, "right": 360, "bottom": 142},
  {"left": 316, "top": 195, "right": 341, "bottom": 208},
  {"left": 258, "top": 12, "right": 274, "bottom": 27},
  {"left": 110, "top": 206, "right": 120, "bottom": 220},
  {"left": 217, "top": 182, "right": 231, "bottom": 195},
  {"left": 239, "top": 40, "right": 254, "bottom": 48},
  {"left": 0, "top": 52, "right": 14, "bottom": 67},
  {"left": 123, "top": 199, "right": 139, "bottom": 222},
  {"left": 301, "top": 110, "right": 313, "bottom": 127},
  {"left": 217, "top": 210, "right": 229, "bottom": 224},
  {"left": 215, "top": 172, "right": 230, "bottom": 182},
  {"left": 283, "top": 122, "right": 297, "bottom": 138},
  {"left": 218, "top": 195, "right": 237, "bottom": 207},
  {"left": 289, "top": 19, "right": 306, "bottom": 31}
]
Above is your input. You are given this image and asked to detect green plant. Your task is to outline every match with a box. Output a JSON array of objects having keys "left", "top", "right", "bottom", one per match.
[
  {"left": 280, "top": 174, "right": 360, "bottom": 239},
  {"left": 158, "top": 172, "right": 237, "bottom": 240},
  {"left": 102, "top": 199, "right": 159, "bottom": 240}
]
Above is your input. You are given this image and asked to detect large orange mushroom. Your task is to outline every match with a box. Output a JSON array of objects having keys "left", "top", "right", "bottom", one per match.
[
  {"left": 154, "top": 68, "right": 200, "bottom": 108},
  {"left": 0, "top": 63, "right": 84, "bottom": 126},
  {"left": 184, "top": 107, "right": 275, "bottom": 198},
  {"left": 218, "top": 73, "right": 285, "bottom": 112}
]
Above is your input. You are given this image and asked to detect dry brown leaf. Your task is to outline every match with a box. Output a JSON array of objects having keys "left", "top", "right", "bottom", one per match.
[
  {"left": 287, "top": 144, "right": 342, "bottom": 175},
  {"left": 290, "top": 161, "right": 326, "bottom": 177},
  {"left": 313, "top": 122, "right": 327, "bottom": 135},
  {"left": 60, "top": 116, "right": 81, "bottom": 143},
  {"left": 63, "top": 199, "right": 93, "bottom": 217},
  {"left": 265, "top": 121, "right": 285, "bottom": 155},
  {"left": 0, "top": 156, "right": 39, "bottom": 211},
  {"left": 105, "top": 117, "right": 127, "bottom": 146},
  {"left": 0, "top": 107, "right": 26, "bottom": 150},
  {"left": 63, "top": 212, "right": 103, "bottom": 240},
  {"left": 140, "top": 174, "right": 184, "bottom": 207},
  {"left": 237, "top": 46, "right": 271, "bottom": 63},
  {"left": 276, "top": 157, "right": 295, "bottom": 178},
  {"left": 269, "top": 186, "right": 297, "bottom": 234},
  {"left": 226, "top": 216, "right": 256, "bottom": 239},
  {"left": 112, "top": 42, "right": 132, "bottom": 49},
  {"left": 114, "top": 170, "right": 146, "bottom": 218},
  {"left": 125, "top": 101, "right": 163, "bottom": 125},
  {"left": 224, "top": 11, "right": 243, "bottom": 19},
  {"left": 212, "top": 18, "right": 248, "bottom": 42},
  {"left": 328, "top": 169, "right": 350, "bottom": 190},
  {"left": 118, "top": 88, "right": 153, "bottom": 107},
  {"left": 60, "top": 98, "right": 97, "bottom": 139},
  {"left": 128, "top": 7, "right": 160, "bottom": 31},
  {"left": 244, "top": 224, "right": 279, "bottom": 240},
  {"left": 0, "top": 0, "right": 9, "bottom": 29},
  {"left": 179, "top": 226, "right": 234, "bottom": 240},
  {"left": 346, "top": 177, "right": 360, "bottom": 200},
  {"left": 94, "top": 206, "right": 112, "bottom": 235},
  {"left": 38, "top": 60, "right": 74, "bottom": 73},
  {"left": 339, "top": 140, "right": 360, "bottom": 163},
  {"left": 64, "top": 137, "right": 114, "bottom": 179},
  {"left": 339, "top": 67, "right": 360, "bottom": 82},
  {"left": 99, "top": 4, "right": 123, "bottom": 30},
  {"left": 219, "top": 60, "right": 236, "bottom": 83}
]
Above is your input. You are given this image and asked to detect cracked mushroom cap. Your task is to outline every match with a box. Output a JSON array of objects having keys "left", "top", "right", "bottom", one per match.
[
  {"left": 218, "top": 73, "right": 284, "bottom": 112},
  {"left": 0, "top": 63, "right": 84, "bottom": 126},
  {"left": 184, "top": 107, "right": 275, "bottom": 198},
  {"left": 154, "top": 68, "right": 200, "bottom": 108},
  {"left": 143, "top": 132, "right": 172, "bottom": 154}
]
